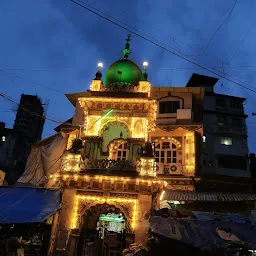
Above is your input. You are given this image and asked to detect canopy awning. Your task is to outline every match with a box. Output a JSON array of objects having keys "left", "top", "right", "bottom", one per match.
[
  {"left": 150, "top": 215, "right": 256, "bottom": 252},
  {"left": 0, "top": 187, "right": 61, "bottom": 224},
  {"left": 162, "top": 190, "right": 256, "bottom": 202}
]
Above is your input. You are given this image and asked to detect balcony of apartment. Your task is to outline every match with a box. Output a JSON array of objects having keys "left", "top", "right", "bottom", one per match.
[
  {"left": 156, "top": 109, "right": 202, "bottom": 129},
  {"left": 214, "top": 97, "right": 245, "bottom": 115}
]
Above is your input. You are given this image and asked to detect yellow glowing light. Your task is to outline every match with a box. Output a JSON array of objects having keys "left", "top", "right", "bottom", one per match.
[
  {"left": 63, "top": 153, "right": 81, "bottom": 172},
  {"left": 143, "top": 61, "right": 148, "bottom": 67},
  {"left": 67, "top": 133, "right": 77, "bottom": 150},
  {"left": 184, "top": 132, "right": 195, "bottom": 175},
  {"left": 90, "top": 80, "right": 102, "bottom": 91},
  {"left": 160, "top": 190, "right": 165, "bottom": 201},
  {"left": 139, "top": 157, "right": 156, "bottom": 177},
  {"left": 49, "top": 173, "right": 166, "bottom": 187},
  {"left": 73, "top": 195, "right": 138, "bottom": 230}
]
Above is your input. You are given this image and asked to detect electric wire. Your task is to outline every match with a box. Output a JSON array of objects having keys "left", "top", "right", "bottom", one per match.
[
  {"left": 227, "top": 15, "right": 256, "bottom": 64},
  {"left": 187, "top": 0, "right": 238, "bottom": 56},
  {"left": 0, "top": 70, "right": 65, "bottom": 94},
  {"left": 69, "top": 0, "right": 256, "bottom": 94},
  {"left": 0, "top": 91, "right": 74, "bottom": 126},
  {"left": 79, "top": 0, "right": 256, "bottom": 92},
  {"left": 81, "top": 0, "right": 226, "bottom": 65}
]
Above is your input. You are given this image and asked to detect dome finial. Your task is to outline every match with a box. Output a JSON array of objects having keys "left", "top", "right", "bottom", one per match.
[
  {"left": 142, "top": 61, "right": 148, "bottom": 81},
  {"left": 123, "top": 33, "right": 131, "bottom": 59},
  {"left": 95, "top": 62, "right": 103, "bottom": 80}
]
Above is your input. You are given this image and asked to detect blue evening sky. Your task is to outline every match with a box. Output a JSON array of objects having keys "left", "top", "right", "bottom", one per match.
[{"left": 1, "top": 0, "right": 256, "bottom": 152}]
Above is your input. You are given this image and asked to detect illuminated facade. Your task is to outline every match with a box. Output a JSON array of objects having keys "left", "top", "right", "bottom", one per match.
[{"left": 48, "top": 36, "right": 203, "bottom": 255}]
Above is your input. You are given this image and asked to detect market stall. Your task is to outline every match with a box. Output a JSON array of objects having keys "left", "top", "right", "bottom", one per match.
[{"left": 0, "top": 187, "right": 61, "bottom": 256}]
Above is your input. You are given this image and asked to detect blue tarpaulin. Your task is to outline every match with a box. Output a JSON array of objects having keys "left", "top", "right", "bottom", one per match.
[
  {"left": 150, "top": 215, "right": 256, "bottom": 252},
  {"left": 0, "top": 187, "right": 61, "bottom": 224}
]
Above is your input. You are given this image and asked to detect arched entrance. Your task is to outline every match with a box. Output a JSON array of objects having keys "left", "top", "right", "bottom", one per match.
[
  {"left": 77, "top": 203, "right": 131, "bottom": 256},
  {"left": 83, "top": 203, "right": 128, "bottom": 231}
]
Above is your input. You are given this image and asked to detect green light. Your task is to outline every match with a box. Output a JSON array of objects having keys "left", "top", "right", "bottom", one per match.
[{"left": 96, "top": 109, "right": 113, "bottom": 122}]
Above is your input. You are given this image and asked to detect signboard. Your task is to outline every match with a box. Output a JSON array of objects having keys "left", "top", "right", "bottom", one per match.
[{"left": 0, "top": 170, "right": 5, "bottom": 186}]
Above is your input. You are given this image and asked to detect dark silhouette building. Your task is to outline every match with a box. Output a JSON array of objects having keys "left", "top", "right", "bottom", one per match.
[{"left": 0, "top": 94, "right": 45, "bottom": 184}]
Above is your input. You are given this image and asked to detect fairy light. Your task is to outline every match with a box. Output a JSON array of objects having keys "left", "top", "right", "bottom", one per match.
[
  {"left": 185, "top": 132, "right": 195, "bottom": 174},
  {"left": 72, "top": 195, "right": 138, "bottom": 230},
  {"left": 67, "top": 133, "right": 77, "bottom": 150},
  {"left": 140, "top": 158, "right": 155, "bottom": 177},
  {"left": 63, "top": 154, "right": 81, "bottom": 172},
  {"left": 138, "top": 81, "right": 151, "bottom": 96},
  {"left": 160, "top": 190, "right": 165, "bottom": 201},
  {"left": 154, "top": 137, "right": 181, "bottom": 148},
  {"left": 49, "top": 173, "right": 164, "bottom": 186}
]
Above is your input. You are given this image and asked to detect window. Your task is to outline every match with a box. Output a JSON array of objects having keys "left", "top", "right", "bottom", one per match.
[
  {"left": 216, "top": 98, "right": 227, "bottom": 108},
  {"left": 155, "top": 141, "right": 177, "bottom": 164},
  {"left": 230, "top": 98, "right": 242, "bottom": 109},
  {"left": 232, "top": 118, "right": 243, "bottom": 127},
  {"left": 218, "top": 155, "right": 247, "bottom": 170},
  {"left": 202, "top": 136, "right": 206, "bottom": 143},
  {"left": 217, "top": 115, "right": 228, "bottom": 126},
  {"left": 159, "top": 101, "right": 180, "bottom": 114},
  {"left": 115, "top": 142, "right": 128, "bottom": 160},
  {"left": 220, "top": 137, "right": 232, "bottom": 146}
]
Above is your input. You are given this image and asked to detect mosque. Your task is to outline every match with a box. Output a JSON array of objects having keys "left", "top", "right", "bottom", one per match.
[{"left": 20, "top": 34, "right": 203, "bottom": 255}]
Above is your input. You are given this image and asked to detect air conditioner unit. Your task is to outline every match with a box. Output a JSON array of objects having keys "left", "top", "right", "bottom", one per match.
[{"left": 177, "top": 109, "right": 192, "bottom": 120}]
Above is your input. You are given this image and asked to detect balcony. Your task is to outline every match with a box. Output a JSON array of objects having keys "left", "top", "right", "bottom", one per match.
[
  {"left": 61, "top": 155, "right": 138, "bottom": 177},
  {"left": 82, "top": 159, "right": 137, "bottom": 176},
  {"left": 156, "top": 109, "right": 193, "bottom": 126}
]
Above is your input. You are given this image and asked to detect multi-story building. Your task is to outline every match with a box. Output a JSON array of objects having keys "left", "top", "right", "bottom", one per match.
[
  {"left": 18, "top": 36, "right": 253, "bottom": 255},
  {"left": 185, "top": 73, "right": 250, "bottom": 178},
  {"left": 0, "top": 94, "right": 45, "bottom": 183},
  {"left": 14, "top": 94, "right": 45, "bottom": 143}
]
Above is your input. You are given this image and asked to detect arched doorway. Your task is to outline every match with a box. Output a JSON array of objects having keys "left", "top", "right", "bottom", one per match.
[
  {"left": 77, "top": 203, "right": 130, "bottom": 256},
  {"left": 83, "top": 203, "right": 128, "bottom": 231}
]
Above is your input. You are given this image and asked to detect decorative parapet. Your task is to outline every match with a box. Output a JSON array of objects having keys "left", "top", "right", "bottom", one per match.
[
  {"left": 90, "top": 80, "right": 102, "bottom": 91},
  {"left": 48, "top": 174, "right": 165, "bottom": 193},
  {"left": 139, "top": 157, "right": 156, "bottom": 177},
  {"left": 62, "top": 153, "right": 82, "bottom": 172},
  {"left": 136, "top": 81, "right": 151, "bottom": 96},
  {"left": 84, "top": 159, "right": 136, "bottom": 172}
]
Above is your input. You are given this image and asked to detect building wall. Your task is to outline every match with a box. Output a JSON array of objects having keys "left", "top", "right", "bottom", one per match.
[
  {"left": 202, "top": 93, "right": 250, "bottom": 177},
  {"left": 53, "top": 189, "right": 153, "bottom": 255},
  {"left": 13, "top": 94, "right": 45, "bottom": 143},
  {"left": 151, "top": 86, "right": 204, "bottom": 124}
]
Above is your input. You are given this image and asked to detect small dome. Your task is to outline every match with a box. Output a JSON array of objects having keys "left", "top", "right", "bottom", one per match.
[{"left": 104, "top": 58, "right": 142, "bottom": 87}]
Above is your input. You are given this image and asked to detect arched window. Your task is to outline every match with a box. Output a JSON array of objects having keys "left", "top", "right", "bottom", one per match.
[
  {"left": 110, "top": 141, "right": 128, "bottom": 160},
  {"left": 155, "top": 141, "right": 177, "bottom": 164}
]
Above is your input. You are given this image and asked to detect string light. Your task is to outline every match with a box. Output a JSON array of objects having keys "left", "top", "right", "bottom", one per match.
[
  {"left": 72, "top": 195, "right": 137, "bottom": 230},
  {"left": 154, "top": 137, "right": 181, "bottom": 148},
  {"left": 63, "top": 154, "right": 81, "bottom": 172},
  {"left": 140, "top": 158, "right": 156, "bottom": 177},
  {"left": 49, "top": 173, "right": 165, "bottom": 186},
  {"left": 185, "top": 132, "right": 195, "bottom": 173}
]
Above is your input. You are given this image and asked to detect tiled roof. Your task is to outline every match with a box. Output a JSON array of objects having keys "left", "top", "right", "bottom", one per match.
[{"left": 163, "top": 190, "right": 256, "bottom": 202}]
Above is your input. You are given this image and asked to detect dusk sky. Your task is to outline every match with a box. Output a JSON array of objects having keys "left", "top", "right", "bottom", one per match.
[{"left": 1, "top": 0, "right": 256, "bottom": 152}]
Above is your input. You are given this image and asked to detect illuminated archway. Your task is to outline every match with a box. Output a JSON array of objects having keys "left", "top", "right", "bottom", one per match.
[
  {"left": 99, "top": 121, "right": 131, "bottom": 138},
  {"left": 81, "top": 203, "right": 130, "bottom": 232},
  {"left": 72, "top": 195, "right": 137, "bottom": 233}
]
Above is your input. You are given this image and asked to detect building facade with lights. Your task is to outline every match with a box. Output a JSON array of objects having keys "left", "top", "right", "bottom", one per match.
[{"left": 43, "top": 36, "right": 208, "bottom": 255}]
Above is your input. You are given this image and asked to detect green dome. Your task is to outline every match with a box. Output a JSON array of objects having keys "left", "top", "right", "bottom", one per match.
[{"left": 104, "top": 58, "right": 142, "bottom": 87}]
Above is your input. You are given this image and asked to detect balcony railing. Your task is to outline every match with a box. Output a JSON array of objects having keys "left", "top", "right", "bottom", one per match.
[{"left": 80, "top": 159, "right": 137, "bottom": 173}]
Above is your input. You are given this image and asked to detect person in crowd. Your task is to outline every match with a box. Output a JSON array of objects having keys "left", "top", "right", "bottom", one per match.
[{"left": 5, "top": 237, "right": 21, "bottom": 256}]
